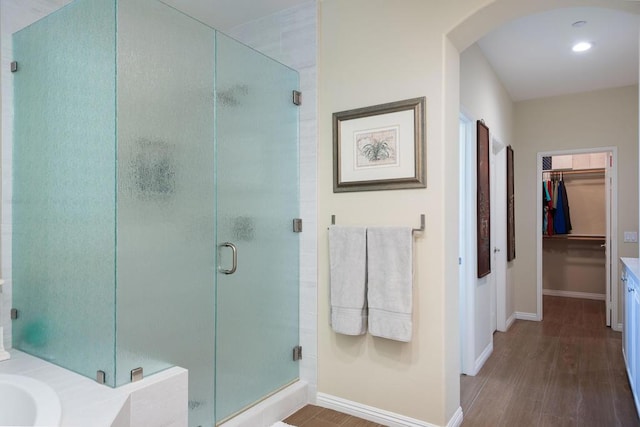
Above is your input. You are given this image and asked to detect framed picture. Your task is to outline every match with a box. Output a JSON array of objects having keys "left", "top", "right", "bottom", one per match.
[
  {"left": 332, "top": 97, "right": 426, "bottom": 192},
  {"left": 506, "top": 145, "right": 516, "bottom": 262},
  {"left": 477, "top": 120, "right": 491, "bottom": 278}
]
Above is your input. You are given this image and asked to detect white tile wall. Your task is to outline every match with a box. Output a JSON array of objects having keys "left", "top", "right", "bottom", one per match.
[{"left": 227, "top": 0, "right": 319, "bottom": 399}]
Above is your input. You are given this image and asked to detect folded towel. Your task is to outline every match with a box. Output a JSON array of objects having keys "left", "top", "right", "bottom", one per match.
[
  {"left": 328, "top": 226, "right": 367, "bottom": 335},
  {"left": 367, "top": 227, "right": 413, "bottom": 342}
]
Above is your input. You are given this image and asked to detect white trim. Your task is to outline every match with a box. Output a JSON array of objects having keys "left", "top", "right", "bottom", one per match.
[
  {"left": 446, "top": 407, "right": 464, "bottom": 427},
  {"left": 459, "top": 110, "right": 477, "bottom": 376},
  {"left": 470, "top": 341, "right": 493, "bottom": 376},
  {"left": 615, "top": 323, "right": 623, "bottom": 332},
  {"left": 542, "top": 289, "right": 605, "bottom": 301},
  {"left": 536, "top": 146, "right": 618, "bottom": 326},
  {"left": 317, "top": 393, "right": 459, "bottom": 427},
  {"left": 505, "top": 313, "right": 516, "bottom": 330},
  {"left": 317, "top": 393, "right": 427, "bottom": 426},
  {"left": 491, "top": 136, "right": 507, "bottom": 333},
  {"left": 515, "top": 312, "right": 539, "bottom": 321}
]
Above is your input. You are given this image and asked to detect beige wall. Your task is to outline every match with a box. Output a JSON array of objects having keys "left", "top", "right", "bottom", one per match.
[
  {"left": 543, "top": 240, "right": 606, "bottom": 295},
  {"left": 318, "top": 1, "right": 487, "bottom": 424},
  {"left": 515, "top": 86, "right": 639, "bottom": 316}
]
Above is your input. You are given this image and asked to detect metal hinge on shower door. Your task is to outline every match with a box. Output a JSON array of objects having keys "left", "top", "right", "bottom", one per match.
[
  {"left": 293, "top": 218, "right": 303, "bottom": 233},
  {"left": 10, "top": 61, "right": 18, "bottom": 73},
  {"left": 292, "top": 345, "right": 302, "bottom": 361},
  {"left": 292, "top": 90, "right": 302, "bottom": 106}
]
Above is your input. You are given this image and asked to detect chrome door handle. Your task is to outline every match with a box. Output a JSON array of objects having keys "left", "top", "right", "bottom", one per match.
[{"left": 219, "top": 242, "right": 237, "bottom": 274}]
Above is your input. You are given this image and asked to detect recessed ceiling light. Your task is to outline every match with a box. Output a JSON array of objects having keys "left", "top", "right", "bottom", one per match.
[{"left": 572, "top": 41, "right": 593, "bottom": 52}]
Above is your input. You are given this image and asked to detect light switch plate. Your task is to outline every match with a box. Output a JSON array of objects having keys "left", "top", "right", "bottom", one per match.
[{"left": 624, "top": 231, "right": 638, "bottom": 243}]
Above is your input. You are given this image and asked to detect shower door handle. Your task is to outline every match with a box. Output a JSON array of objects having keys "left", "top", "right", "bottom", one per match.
[{"left": 218, "top": 242, "right": 238, "bottom": 274}]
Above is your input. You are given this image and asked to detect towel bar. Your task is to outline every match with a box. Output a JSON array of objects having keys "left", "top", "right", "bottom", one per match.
[{"left": 330, "top": 214, "right": 425, "bottom": 235}]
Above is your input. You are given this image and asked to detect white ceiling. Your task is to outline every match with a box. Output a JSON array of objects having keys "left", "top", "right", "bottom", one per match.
[
  {"left": 476, "top": 7, "right": 639, "bottom": 102},
  {"left": 160, "top": 0, "right": 308, "bottom": 31}
]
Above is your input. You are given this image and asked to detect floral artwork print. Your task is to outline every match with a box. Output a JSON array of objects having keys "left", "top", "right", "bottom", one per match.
[{"left": 354, "top": 127, "right": 399, "bottom": 168}]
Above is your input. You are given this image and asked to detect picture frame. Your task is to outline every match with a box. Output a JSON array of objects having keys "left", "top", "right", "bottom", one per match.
[
  {"left": 477, "top": 120, "right": 491, "bottom": 278},
  {"left": 506, "top": 145, "right": 516, "bottom": 262},
  {"left": 332, "top": 97, "right": 426, "bottom": 192}
]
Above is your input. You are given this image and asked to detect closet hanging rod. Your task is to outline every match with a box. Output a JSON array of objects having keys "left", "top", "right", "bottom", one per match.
[
  {"left": 543, "top": 168, "right": 605, "bottom": 176},
  {"left": 330, "top": 214, "right": 425, "bottom": 235}
]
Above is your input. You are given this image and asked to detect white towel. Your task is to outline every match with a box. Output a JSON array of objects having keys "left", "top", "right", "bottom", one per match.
[
  {"left": 367, "top": 227, "right": 413, "bottom": 342},
  {"left": 328, "top": 226, "right": 367, "bottom": 335}
]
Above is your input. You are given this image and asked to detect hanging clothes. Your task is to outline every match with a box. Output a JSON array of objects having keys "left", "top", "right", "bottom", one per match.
[
  {"left": 560, "top": 179, "right": 572, "bottom": 232},
  {"left": 546, "top": 180, "right": 554, "bottom": 236},
  {"left": 543, "top": 181, "right": 550, "bottom": 234},
  {"left": 553, "top": 179, "right": 572, "bottom": 234}
]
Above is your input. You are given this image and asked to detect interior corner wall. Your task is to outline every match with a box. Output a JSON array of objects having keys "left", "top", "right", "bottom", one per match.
[
  {"left": 514, "top": 86, "right": 639, "bottom": 317},
  {"left": 460, "top": 43, "right": 515, "bottom": 362}
]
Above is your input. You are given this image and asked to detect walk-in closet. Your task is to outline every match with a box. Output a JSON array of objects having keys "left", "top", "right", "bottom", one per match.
[{"left": 542, "top": 152, "right": 611, "bottom": 324}]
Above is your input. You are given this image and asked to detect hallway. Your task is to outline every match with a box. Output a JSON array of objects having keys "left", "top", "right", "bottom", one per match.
[{"left": 461, "top": 296, "right": 639, "bottom": 426}]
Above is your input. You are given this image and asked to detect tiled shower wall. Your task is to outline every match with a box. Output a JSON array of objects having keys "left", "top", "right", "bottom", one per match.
[
  {"left": 1, "top": 0, "right": 318, "bottom": 399},
  {"left": 227, "top": 1, "right": 319, "bottom": 400}
]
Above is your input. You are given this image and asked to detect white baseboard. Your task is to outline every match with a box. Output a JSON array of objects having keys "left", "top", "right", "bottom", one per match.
[
  {"left": 543, "top": 289, "right": 605, "bottom": 301},
  {"left": 615, "top": 323, "right": 623, "bottom": 332},
  {"left": 317, "top": 393, "right": 460, "bottom": 427},
  {"left": 447, "top": 407, "right": 463, "bottom": 427},
  {"left": 505, "top": 313, "right": 516, "bottom": 330},
  {"left": 515, "top": 312, "right": 539, "bottom": 321},
  {"left": 471, "top": 341, "right": 493, "bottom": 376}
]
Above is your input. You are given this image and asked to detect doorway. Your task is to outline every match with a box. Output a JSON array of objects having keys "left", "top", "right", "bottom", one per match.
[{"left": 536, "top": 148, "right": 618, "bottom": 329}]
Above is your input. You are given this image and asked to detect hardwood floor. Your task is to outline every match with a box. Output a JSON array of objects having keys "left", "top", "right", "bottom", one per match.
[
  {"left": 284, "top": 405, "right": 383, "bottom": 426},
  {"left": 286, "top": 296, "right": 638, "bottom": 426},
  {"left": 461, "top": 295, "right": 639, "bottom": 426}
]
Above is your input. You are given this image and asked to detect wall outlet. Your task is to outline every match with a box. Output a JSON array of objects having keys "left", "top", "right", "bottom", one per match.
[{"left": 624, "top": 231, "right": 638, "bottom": 243}]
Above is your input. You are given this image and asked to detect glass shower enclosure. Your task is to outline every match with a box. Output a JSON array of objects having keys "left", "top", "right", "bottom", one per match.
[{"left": 11, "top": 0, "right": 300, "bottom": 425}]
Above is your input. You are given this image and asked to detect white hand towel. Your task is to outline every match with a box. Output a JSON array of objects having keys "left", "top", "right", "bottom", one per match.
[
  {"left": 367, "top": 227, "right": 413, "bottom": 342},
  {"left": 328, "top": 226, "right": 367, "bottom": 335}
]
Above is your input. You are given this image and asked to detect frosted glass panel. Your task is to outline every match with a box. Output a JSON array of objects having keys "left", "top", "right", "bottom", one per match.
[
  {"left": 215, "top": 33, "right": 300, "bottom": 422},
  {"left": 116, "top": 1, "right": 216, "bottom": 425},
  {"left": 12, "top": 0, "right": 117, "bottom": 384}
]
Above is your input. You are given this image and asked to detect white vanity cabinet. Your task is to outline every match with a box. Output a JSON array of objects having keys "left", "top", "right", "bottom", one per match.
[{"left": 622, "top": 257, "right": 640, "bottom": 417}]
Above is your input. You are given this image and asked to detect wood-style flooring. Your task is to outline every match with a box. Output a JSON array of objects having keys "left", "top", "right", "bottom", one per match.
[
  {"left": 284, "top": 405, "right": 383, "bottom": 426},
  {"left": 461, "top": 295, "right": 639, "bottom": 426},
  {"left": 286, "top": 296, "right": 638, "bottom": 427}
]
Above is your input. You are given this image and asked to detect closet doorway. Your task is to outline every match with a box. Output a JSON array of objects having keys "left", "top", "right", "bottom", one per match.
[{"left": 536, "top": 147, "right": 618, "bottom": 329}]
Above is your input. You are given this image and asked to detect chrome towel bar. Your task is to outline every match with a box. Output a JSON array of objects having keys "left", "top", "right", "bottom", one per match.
[{"left": 330, "top": 214, "right": 425, "bottom": 235}]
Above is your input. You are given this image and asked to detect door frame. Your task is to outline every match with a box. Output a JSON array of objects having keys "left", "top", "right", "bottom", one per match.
[
  {"left": 459, "top": 111, "right": 475, "bottom": 375},
  {"left": 459, "top": 110, "right": 509, "bottom": 376},
  {"left": 536, "top": 147, "right": 618, "bottom": 329},
  {"left": 491, "top": 136, "right": 507, "bottom": 333}
]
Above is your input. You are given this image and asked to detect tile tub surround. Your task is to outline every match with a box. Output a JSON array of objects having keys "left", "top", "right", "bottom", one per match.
[{"left": 0, "top": 350, "right": 188, "bottom": 427}]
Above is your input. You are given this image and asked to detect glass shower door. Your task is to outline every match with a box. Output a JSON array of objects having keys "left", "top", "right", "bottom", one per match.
[{"left": 215, "top": 33, "right": 300, "bottom": 423}]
